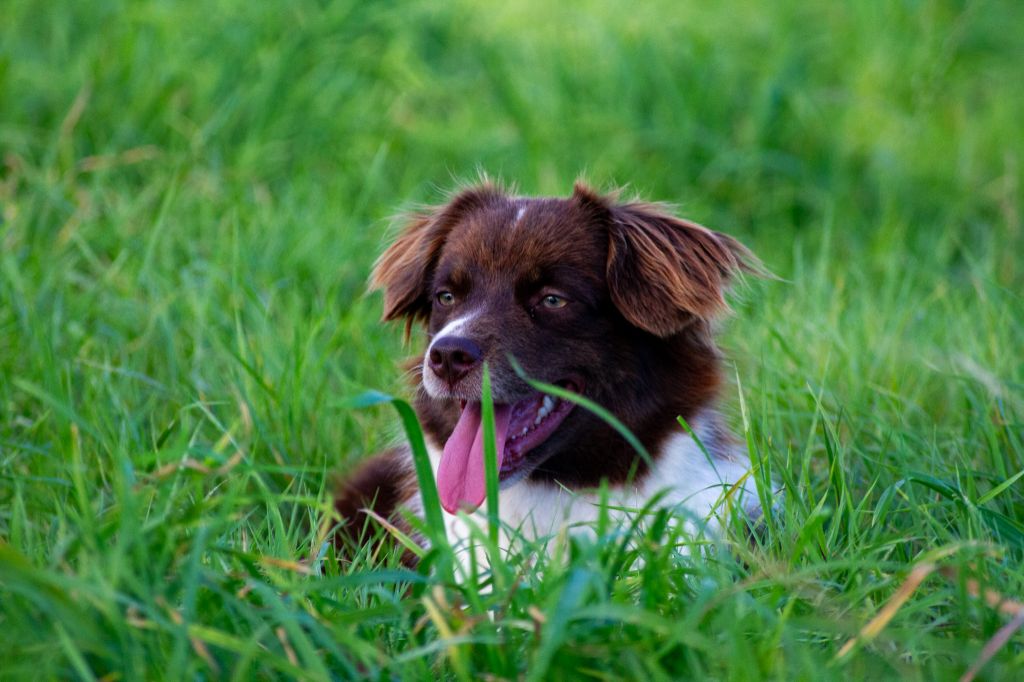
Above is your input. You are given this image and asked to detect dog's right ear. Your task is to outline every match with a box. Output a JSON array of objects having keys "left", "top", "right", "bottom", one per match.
[
  {"left": 369, "top": 210, "right": 443, "bottom": 324},
  {"left": 369, "top": 185, "right": 503, "bottom": 327}
]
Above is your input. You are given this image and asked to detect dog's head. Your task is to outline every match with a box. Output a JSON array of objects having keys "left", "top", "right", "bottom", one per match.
[{"left": 371, "top": 182, "right": 757, "bottom": 513}]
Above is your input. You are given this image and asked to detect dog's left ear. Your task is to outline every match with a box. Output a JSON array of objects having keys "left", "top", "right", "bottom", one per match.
[{"left": 574, "top": 184, "right": 761, "bottom": 337}]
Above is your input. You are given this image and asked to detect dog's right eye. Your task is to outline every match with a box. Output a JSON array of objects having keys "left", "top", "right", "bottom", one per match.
[{"left": 436, "top": 291, "right": 456, "bottom": 306}]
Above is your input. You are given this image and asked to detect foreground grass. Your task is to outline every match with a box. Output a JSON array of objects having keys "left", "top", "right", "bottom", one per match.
[{"left": 1, "top": 0, "right": 1022, "bottom": 678}]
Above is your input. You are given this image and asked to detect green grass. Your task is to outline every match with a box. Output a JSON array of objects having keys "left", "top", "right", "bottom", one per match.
[{"left": 1, "top": 0, "right": 1023, "bottom": 678}]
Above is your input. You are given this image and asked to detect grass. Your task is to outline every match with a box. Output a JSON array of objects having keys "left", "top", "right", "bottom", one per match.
[{"left": 1, "top": 0, "right": 1022, "bottom": 678}]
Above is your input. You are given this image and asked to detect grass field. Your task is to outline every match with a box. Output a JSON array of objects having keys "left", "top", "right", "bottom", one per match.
[{"left": 2, "top": 0, "right": 1023, "bottom": 678}]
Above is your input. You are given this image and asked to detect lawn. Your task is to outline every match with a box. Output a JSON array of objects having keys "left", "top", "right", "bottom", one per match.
[{"left": 1, "top": 0, "right": 1022, "bottom": 679}]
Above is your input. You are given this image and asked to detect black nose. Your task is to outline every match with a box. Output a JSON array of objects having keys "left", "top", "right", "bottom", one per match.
[{"left": 428, "top": 336, "right": 482, "bottom": 386}]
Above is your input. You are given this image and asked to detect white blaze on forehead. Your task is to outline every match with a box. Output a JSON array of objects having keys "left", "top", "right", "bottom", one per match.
[
  {"left": 429, "top": 313, "right": 478, "bottom": 346},
  {"left": 514, "top": 204, "right": 527, "bottom": 225}
]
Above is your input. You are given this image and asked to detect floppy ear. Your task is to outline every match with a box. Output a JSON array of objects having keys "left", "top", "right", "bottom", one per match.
[
  {"left": 369, "top": 184, "right": 505, "bottom": 326},
  {"left": 369, "top": 211, "right": 442, "bottom": 324},
  {"left": 596, "top": 189, "right": 760, "bottom": 337}
]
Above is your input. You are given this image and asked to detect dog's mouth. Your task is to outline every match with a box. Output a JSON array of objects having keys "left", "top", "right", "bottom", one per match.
[{"left": 436, "top": 379, "right": 581, "bottom": 514}]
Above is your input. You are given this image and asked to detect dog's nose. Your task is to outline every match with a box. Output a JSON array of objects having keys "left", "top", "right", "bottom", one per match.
[{"left": 428, "top": 336, "right": 482, "bottom": 386}]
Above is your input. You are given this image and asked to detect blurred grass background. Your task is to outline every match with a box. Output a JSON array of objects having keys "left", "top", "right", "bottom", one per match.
[{"left": 1, "top": 0, "right": 1022, "bottom": 679}]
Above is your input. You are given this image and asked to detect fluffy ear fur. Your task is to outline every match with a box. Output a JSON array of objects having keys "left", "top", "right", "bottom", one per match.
[
  {"left": 574, "top": 183, "right": 759, "bottom": 337},
  {"left": 369, "top": 211, "right": 442, "bottom": 324},
  {"left": 369, "top": 184, "right": 505, "bottom": 327}
]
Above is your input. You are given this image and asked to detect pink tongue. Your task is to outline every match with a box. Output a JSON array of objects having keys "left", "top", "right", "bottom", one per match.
[{"left": 437, "top": 402, "right": 512, "bottom": 514}]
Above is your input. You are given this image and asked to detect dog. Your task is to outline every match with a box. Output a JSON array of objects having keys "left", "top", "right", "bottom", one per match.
[{"left": 335, "top": 181, "right": 765, "bottom": 564}]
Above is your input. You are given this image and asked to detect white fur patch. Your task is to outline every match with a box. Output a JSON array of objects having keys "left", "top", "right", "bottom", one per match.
[
  {"left": 421, "top": 313, "right": 480, "bottom": 398},
  {"left": 417, "top": 414, "right": 759, "bottom": 576},
  {"left": 430, "top": 313, "right": 477, "bottom": 342}
]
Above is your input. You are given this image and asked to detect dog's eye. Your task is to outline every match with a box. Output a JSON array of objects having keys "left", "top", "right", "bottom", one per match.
[
  {"left": 436, "top": 291, "right": 456, "bottom": 306},
  {"left": 541, "top": 294, "right": 567, "bottom": 309}
]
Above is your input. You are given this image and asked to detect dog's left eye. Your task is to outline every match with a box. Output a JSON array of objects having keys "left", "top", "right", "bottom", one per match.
[
  {"left": 436, "top": 291, "right": 456, "bottom": 306},
  {"left": 541, "top": 294, "right": 567, "bottom": 309}
]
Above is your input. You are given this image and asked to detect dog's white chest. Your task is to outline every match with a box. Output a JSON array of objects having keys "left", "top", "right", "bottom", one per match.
[{"left": 426, "top": 426, "right": 758, "bottom": 560}]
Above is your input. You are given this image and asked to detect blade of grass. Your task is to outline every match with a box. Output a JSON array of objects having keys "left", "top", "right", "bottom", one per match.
[
  {"left": 481, "top": 363, "right": 501, "bottom": 550},
  {"left": 735, "top": 368, "right": 777, "bottom": 534},
  {"left": 347, "top": 390, "right": 452, "bottom": 582},
  {"left": 960, "top": 610, "right": 1024, "bottom": 682},
  {"left": 835, "top": 543, "right": 982, "bottom": 660},
  {"left": 976, "top": 467, "right": 1024, "bottom": 505}
]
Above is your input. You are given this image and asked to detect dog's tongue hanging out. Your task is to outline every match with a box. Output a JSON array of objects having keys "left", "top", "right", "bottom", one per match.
[{"left": 436, "top": 402, "right": 512, "bottom": 513}]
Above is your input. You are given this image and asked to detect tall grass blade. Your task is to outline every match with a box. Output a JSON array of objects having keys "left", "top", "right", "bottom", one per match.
[
  {"left": 481, "top": 363, "right": 501, "bottom": 550},
  {"left": 348, "top": 390, "right": 452, "bottom": 580}
]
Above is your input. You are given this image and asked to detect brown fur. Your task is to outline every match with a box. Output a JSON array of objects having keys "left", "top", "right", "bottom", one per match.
[{"left": 333, "top": 448, "right": 417, "bottom": 557}]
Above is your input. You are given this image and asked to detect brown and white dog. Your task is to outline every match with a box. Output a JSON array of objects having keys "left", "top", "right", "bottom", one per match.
[{"left": 335, "top": 182, "right": 764, "bottom": 560}]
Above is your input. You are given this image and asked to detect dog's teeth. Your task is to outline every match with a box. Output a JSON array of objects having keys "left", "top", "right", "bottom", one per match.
[{"left": 536, "top": 395, "right": 555, "bottom": 421}]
